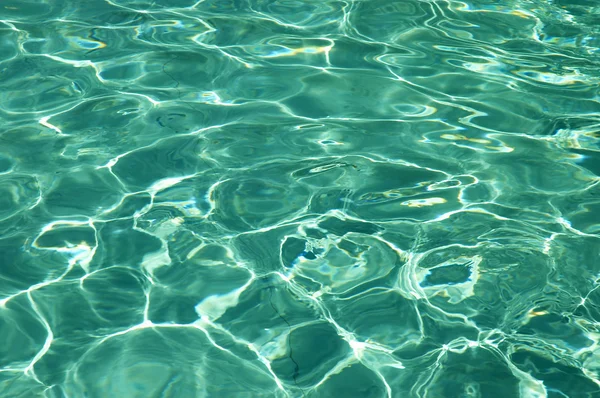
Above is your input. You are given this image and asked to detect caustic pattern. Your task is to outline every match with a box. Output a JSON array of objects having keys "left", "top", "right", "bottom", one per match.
[{"left": 1, "top": 0, "right": 600, "bottom": 397}]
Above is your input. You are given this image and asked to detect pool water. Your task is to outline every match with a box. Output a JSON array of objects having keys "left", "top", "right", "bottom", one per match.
[{"left": 1, "top": 0, "right": 600, "bottom": 397}]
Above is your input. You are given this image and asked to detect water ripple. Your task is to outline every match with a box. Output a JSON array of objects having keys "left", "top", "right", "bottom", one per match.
[{"left": 1, "top": 0, "right": 600, "bottom": 396}]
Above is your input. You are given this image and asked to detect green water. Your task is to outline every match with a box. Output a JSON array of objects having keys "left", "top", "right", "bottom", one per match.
[{"left": 1, "top": 0, "right": 600, "bottom": 397}]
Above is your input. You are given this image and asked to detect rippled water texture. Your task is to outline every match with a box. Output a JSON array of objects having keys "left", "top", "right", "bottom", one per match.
[{"left": 1, "top": 0, "right": 600, "bottom": 397}]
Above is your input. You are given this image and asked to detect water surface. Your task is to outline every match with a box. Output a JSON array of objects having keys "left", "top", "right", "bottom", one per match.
[{"left": 1, "top": 0, "right": 600, "bottom": 397}]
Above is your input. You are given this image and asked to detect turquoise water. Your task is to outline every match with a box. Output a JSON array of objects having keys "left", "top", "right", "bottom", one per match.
[{"left": 1, "top": 0, "right": 600, "bottom": 397}]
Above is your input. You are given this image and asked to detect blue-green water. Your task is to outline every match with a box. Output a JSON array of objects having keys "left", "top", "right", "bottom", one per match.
[{"left": 1, "top": 0, "right": 600, "bottom": 397}]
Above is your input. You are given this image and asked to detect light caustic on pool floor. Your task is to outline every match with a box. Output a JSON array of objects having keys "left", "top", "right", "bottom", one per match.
[{"left": 1, "top": 0, "right": 600, "bottom": 397}]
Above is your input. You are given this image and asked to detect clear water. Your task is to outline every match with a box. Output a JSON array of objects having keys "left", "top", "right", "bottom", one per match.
[{"left": 1, "top": 0, "right": 600, "bottom": 397}]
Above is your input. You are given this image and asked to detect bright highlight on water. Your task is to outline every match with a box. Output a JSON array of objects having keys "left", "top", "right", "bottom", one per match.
[{"left": 1, "top": 0, "right": 599, "bottom": 397}]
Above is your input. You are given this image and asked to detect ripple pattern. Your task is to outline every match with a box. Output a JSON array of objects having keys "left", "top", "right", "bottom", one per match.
[{"left": 1, "top": 0, "right": 600, "bottom": 397}]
